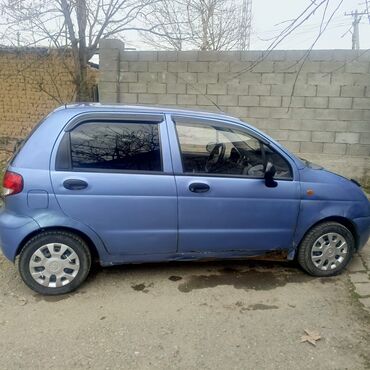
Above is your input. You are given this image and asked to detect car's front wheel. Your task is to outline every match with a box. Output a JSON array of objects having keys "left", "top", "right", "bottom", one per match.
[
  {"left": 19, "top": 231, "right": 91, "bottom": 295},
  {"left": 297, "top": 222, "right": 354, "bottom": 277}
]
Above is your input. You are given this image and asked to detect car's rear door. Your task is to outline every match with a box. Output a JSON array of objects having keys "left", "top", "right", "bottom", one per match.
[
  {"left": 50, "top": 112, "right": 177, "bottom": 256},
  {"left": 167, "top": 114, "right": 300, "bottom": 255}
]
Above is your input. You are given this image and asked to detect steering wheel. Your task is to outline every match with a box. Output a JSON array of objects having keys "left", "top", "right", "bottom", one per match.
[{"left": 205, "top": 143, "right": 226, "bottom": 172}]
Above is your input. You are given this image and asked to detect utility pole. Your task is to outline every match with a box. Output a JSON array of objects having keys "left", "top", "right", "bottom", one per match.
[
  {"left": 344, "top": 10, "right": 367, "bottom": 49},
  {"left": 239, "top": 0, "right": 252, "bottom": 50}
]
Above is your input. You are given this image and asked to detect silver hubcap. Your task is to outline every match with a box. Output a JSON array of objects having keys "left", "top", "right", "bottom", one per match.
[
  {"left": 29, "top": 243, "right": 80, "bottom": 288},
  {"left": 311, "top": 232, "right": 348, "bottom": 271}
]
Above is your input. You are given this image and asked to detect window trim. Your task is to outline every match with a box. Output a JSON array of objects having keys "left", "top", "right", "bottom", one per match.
[
  {"left": 173, "top": 117, "right": 293, "bottom": 181},
  {"left": 55, "top": 120, "right": 164, "bottom": 174}
]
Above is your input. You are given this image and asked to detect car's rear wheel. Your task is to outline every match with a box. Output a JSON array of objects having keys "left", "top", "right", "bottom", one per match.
[
  {"left": 19, "top": 231, "right": 91, "bottom": 295},
  {"left": 297, "top": 222, "right": 354, "bottom": 277}
]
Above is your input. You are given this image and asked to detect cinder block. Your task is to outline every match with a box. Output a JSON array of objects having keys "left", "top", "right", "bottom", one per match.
[
  {"left": 147, "top": 82, "right": 166, "bottom": 94},
  {"left": 353, "top": 98, "right": 370, "bottom": 109},
  {"left": 252, "top": 61, "right": 274, "bottom": 73},
  {"left": 209, "top": 62, "right": 229, "bottom": 73},
  {"left": 323, "top": 143, "right": 347, "bottom": 155},
  {"left": 240, "top": 50, "right": 264, "bottom": 61},
  {"left": 196, "top": 94, "right": 216, "bottom": 106},
  {"left": 119, "top": 61, "right": 129, "bottom": 71},
  {"left": 248, "top": 107, "right": 271, "bottom": 118},
  {"left": 217, "top": 95, "right": 238, "bottom": 106},
  {"left": 345, "top": 61, "right": 369, "bottom": 74},
  {"left": 262, "top": 73, "right": 284, "bottom": 85},
  {"left": 157, "top": 51, "right": 178, "bottom": 62},
  {"left": 187, "top": 83, "right": 207, "bottom": 94},
  {"left": 329, "top": 97, "right": 352, "bottom": 109},
  {"left": 198, "top": 73, "right": 218, "bottom": 84},
  {"left": 120, "top": 51, "right": 139, "bottom": 61},
  {"left": 260, "top": 96, "right": 282, "bottom": 107},
  {"left": 301, "top": 119, "right": 347, "bottom": 132},
  {"left": 218, "top": 51, "right": 241, "bottom": 61},
  {"left": 226, "top": 106, "right": 248, "bottom": 118},
  {"left": 157, "top": 94, "right": 176, "bottom": 105},
  {"left": 341, "top": 86, "right": 365, "bottom": 97},
  {"left": 157, "top": 72, "right": 176, "bottom": 84},
  {"left": 138, "top": 93, "right": 158, "bottom": 104},
  {"left": 177, "top": 94, "right": 196, "bottom": 105},
  {"left": 138, "top": 51, "right": 157, "bottom": 61},
  {"left": 271, "top": 84, "right": 293, "bottom": 96},
  {"left": 168, "top": 62, "right": 187, "bottom": 72},
  {"left": 350, "top": 121, "right": 370, "bottom": 133},
  {"left": 148, "top": 62, "right": 167, "bottom": 72},
  {"left": 300, "top": 142, "right": 324, "bottom": 153},
  {"left": 293, "top": 84, "right": 317, "bottom": 97},
  {"left": 340, "top": 109, "right": 364, "bottom": 121},
  {"left": 271, "top": 108, "right": 293, "bottom": 119},
  {"left": 312, "top": 131, "right": 335, "bottom": 143},
  {"left": 128, "top": 83, "right": 147, "bottom": 93},
  {"left": 288, "top": 131, "right": 311, "bottom": 142},
  {"left": 227, "top": 84, "right": 249, "bottom": 95},
  {"left": 315, "top": 106, "right": 340, "bottom": 120},
  {"left": 178, "top": 73, "right": 197, "bottom": 83},
  {"left": 249, "top": 85, "right": 271, "bottom": 96},
  {"left": 167, "top": 83, "right": 186, "bottom": 94},
  {"left": 178, "top": 51, "right": 199, "bottom": 61},
  {"left": 307, "top": 73, "right": 330, "bottom": 85},
  {"left": 319, "top": 61, "right": 344, "bottom": 73},
  {"left": 230, "top": 62, "right": 252, "bottom": 72},
  {"left": 308, "top": 50, "right": 334, "bottom": 61},
  {"left": 360, "top": 133, "right": 370, "bottom": 144},
  {"left": 273, "top": 61, "right": 299, "bottom": 73},
  {"left": 238, "top": 95, "right": 259, "bottom": 107},
  {"left": 279, "top": 141, "right": 300, "bottom": 153},
  {"left": 120, "top": 93, "right": 138, "bottom": 104},
  {"left": 239, "top": 72, "right": 262, "bottom": 84},
  {"left": 188, "top": 62, "right": 208, "bottom": 73},
  {"left": 128, "top": 61, "right": 148, "bottom": 72},
  {"left": 207, "top": 84, "right": 227, "bottom": 95},
  {"left": 282, "top": 97, "right": 305, "bottom": 108},
  {"left": 138, "top": 72, "right": 157, "bottom": 83},
  {"left": 332, "top": 73, "right": 370, "bottom": 86},
  {"left": 100, "top": 92, "right": 118, "bottom": 103},
  {"left": 347, "top": 144, "right": 370, "bottom": 156},
  {"left": 305, "top": 97, "right": 328, "bottom": 108},
  {"left": 198, "top": 51, "right": 220, "bottom": 62},
  {"left": 335, "top": 132, "right": 360, "bottom": 144},
  {"left": 317, "top": 85, "right": 340, "bottom": 97},
  {"left": 120, "top": 72, "right": 138, "bottom": 83},
  {"left": 264, "top": 129, "right": 289, "bottom": 141},
  {"left": 279, "top": 120, "right": 301, "bottom": 130}
]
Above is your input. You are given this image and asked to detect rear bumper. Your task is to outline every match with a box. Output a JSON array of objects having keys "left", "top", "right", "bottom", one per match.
[
  {"left": 353, "top": 216, "right": 370, "bottom": 251},
  {"left": 0, "top": 209, "right": 39, "bottom": 262}
]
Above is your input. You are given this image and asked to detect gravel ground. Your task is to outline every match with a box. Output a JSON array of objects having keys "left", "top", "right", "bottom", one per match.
[{"left": 0, "top": 246, "right": 369, "bottom": 370}]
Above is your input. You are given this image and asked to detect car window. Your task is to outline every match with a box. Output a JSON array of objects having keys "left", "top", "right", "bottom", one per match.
[
  {"left": 175, "top": 119, "right": 292, "bottom": 179},
  {"left": 70, "top": 122, "right": 162, "bottom": 171}
]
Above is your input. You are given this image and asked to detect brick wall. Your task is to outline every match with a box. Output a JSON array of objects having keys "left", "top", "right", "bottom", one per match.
[
  {"left": 99, "top": 39, "right": 370, "bottom": 183},
  {"left": 0, "top": 47, "right": 97, "bottom": 163}
]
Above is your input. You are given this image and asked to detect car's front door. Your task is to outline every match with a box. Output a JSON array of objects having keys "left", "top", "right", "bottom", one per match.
[
  {"left": 50, "top": 112, "right": 177, "bottom": 256},
  {"left": 167, "top": 115, "right": 300, "bottom": 255}
]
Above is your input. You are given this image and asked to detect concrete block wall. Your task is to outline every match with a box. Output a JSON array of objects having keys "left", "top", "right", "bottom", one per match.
[{"left": 99, "top": 39, "right": 370, "bottom": 183}]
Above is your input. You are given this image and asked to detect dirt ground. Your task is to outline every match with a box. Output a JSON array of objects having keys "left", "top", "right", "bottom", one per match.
[{"left": 0, "top": 246, "right": 369, "bottom": 370}]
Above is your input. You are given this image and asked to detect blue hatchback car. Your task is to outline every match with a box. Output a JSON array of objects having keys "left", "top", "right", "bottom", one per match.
[{"left": 1, "top": 104, "right": 369, "bottom": 295}]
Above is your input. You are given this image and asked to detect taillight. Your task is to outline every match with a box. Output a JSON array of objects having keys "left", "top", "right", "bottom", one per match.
[{"left": 2, "top": 171, "right": 23, "bottom": 196}]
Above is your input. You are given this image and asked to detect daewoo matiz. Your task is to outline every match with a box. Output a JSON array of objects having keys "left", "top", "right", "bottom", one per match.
[{"left": 1, "top": 104, "right": 369, "bottom": 295}]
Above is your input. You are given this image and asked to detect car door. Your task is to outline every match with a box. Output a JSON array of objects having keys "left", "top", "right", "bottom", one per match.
[
  {"left": 50, "top": 112, "right": 177, "bottom": 256},
  {"left": 167, "top": 114, "right": 300, "bottom": 255}
]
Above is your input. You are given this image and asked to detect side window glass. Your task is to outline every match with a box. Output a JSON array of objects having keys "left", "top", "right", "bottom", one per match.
[
  {"left": 175, "top": 120, "right": 265, "bottom": 177},
  {"left": 175, "top": 119, "right": 292, "bottom": 179},
  {"left": 70, "top": 122, "right": 162, "bottom": 171}
]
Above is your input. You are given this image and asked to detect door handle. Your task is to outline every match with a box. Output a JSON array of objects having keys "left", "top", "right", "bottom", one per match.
[
  {"left": 63, "top": 179, "right": 88, "bottom": 190},
  {"left": 189, "top": 182, "right": 210, "bottom": 193}
]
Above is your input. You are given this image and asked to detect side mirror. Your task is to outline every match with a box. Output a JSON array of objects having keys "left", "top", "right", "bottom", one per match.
[{"left": 264, "top": 162, "right": 277, "bottom": 188}]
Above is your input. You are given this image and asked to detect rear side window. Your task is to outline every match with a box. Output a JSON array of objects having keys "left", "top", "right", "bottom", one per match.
[{"left": 59, "top": 122, "right": 162, "bottom": 172}]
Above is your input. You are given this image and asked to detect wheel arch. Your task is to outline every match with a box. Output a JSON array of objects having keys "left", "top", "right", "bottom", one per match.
[
  {"left": 16, "top": 226, "right": 100, "bottom": 262},
  {"left": 296, "top": 216, "right": 358, "bottom": 253}
]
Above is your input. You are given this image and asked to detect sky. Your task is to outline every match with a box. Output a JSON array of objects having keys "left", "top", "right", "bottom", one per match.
[{"left": 123, "top": 0, "right": 370, "bottom": 51}]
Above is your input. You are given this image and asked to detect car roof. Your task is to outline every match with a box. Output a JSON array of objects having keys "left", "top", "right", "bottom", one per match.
[{"left": 63, "top": 103, "right": 240, "bottom": 123}]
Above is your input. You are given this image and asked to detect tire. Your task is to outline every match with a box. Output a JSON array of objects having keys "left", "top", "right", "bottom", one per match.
[
  {"left": 19, "top": 231, "right": 91, "bottom": 295},
  {"left": 297, "top": 222, "right": 355, "bottom": 277}
]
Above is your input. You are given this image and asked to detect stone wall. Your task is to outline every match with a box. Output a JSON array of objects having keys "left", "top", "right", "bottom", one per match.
[
  {"left": 99, "top": 39, "right": 370, "bottom": 183},
  {"left": 0, "top": 47, "right": 98, "bottom": 163}
]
